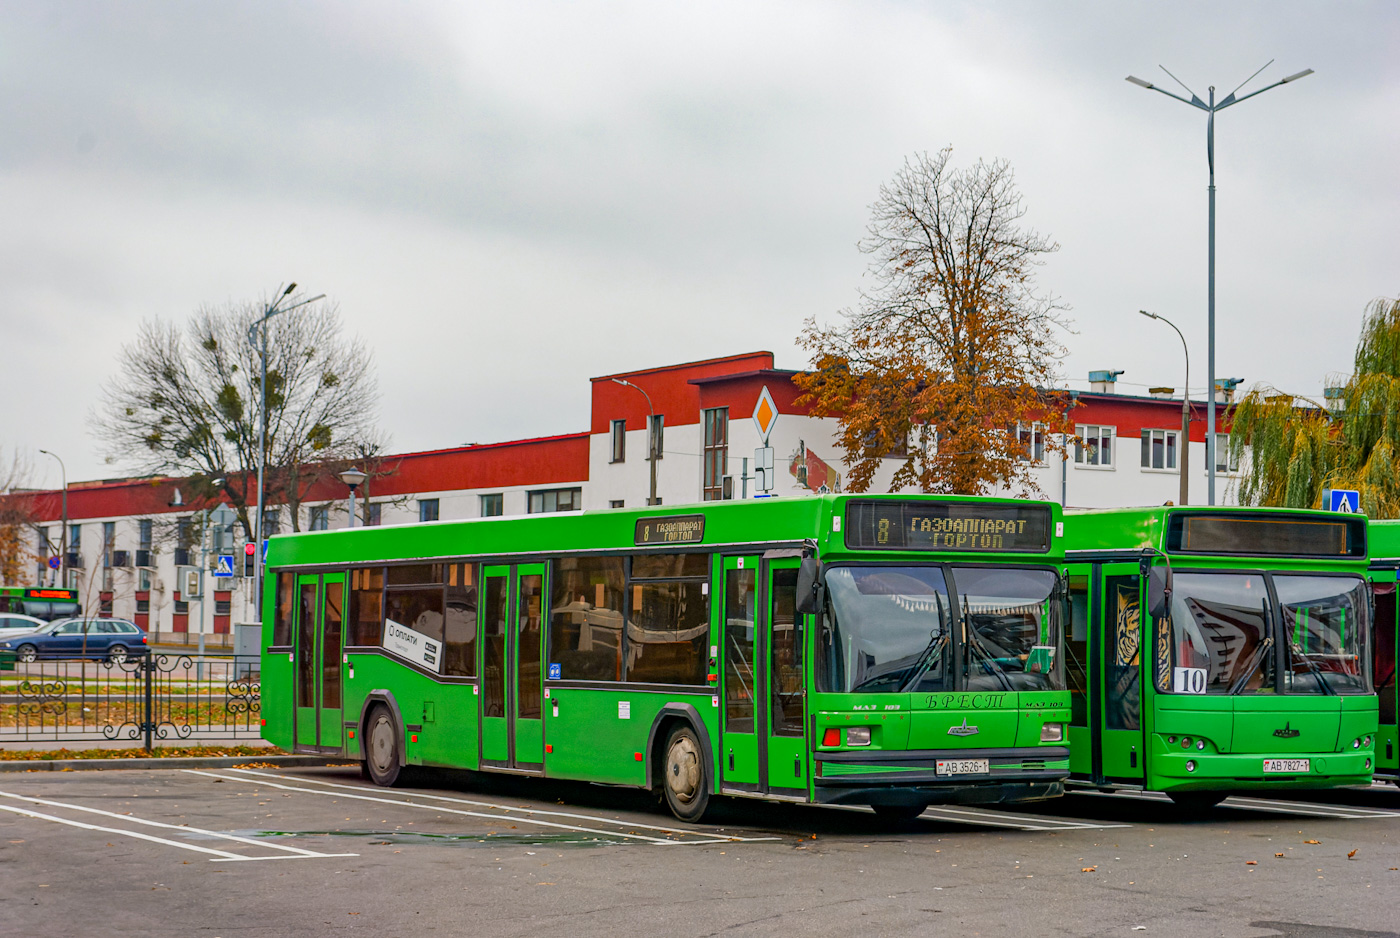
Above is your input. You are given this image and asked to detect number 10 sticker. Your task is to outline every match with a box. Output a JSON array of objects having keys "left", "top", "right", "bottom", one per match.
[{"left": 1172, "top": 666, "right": 1207, "bottom": 694}]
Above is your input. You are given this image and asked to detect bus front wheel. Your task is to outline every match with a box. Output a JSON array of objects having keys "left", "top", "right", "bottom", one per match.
[
  {"left": 365, "top": 705, "right": 403, "bottom": 787},
  {"left": 660, "top": 724, "right": 711, "bottom": 822},
  {"left": 1168, "top": 791, "right": 1226, "bottom": 812}
]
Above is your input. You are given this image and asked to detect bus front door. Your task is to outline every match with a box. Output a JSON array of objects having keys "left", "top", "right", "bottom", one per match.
[
  {"left": 1094, "top": 564, "right": 1146, "bottom": 784},
  {"left": 293, "top": 572, "right": 346, "bottom": 752},
  {"left": 719, "top": 555, "right": 809, "bottom": 795},
  {"left": 480, "top": 564, "right": 545, "bottom": 771}
]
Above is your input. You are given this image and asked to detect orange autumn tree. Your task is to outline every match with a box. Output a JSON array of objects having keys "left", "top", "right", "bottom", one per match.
[{"left": 797, "top": 148, "right": 1072, "bottom": 495}]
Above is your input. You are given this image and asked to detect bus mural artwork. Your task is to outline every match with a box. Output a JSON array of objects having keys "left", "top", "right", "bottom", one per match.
[
  {"left": 1064, "top": 506, "right": 1378, "bottom": 811},
  {"left": 260, "top": 494, "right": 1071, "bottom": 822}
]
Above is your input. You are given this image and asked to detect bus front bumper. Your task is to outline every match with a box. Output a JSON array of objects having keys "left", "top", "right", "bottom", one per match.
[
  {"left": 813, "top": 746, "right": 1070, "bottom": 807},
  {"left": 1154, "top": 749, "right": 1375, "bottom": 791}
]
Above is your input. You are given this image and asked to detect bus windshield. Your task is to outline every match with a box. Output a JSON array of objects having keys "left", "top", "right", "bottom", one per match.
[
  {"left": 817, "top": 565, "right": 1061, "bottom": 694},
  {"left": 1159, "top": 572, "right": 1369, "bottom": 696}
]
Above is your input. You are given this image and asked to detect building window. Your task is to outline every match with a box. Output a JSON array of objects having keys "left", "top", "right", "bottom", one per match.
[
  {"left": 102, "top": 522, "right": 116, "bottom": 566},
  {"left": 529, "top": 488, "right": 582, "bottom": 514},
  {"left": 214, "top": 598, "right": 232, "bottom": 616},
  {"left": 136, "top": 597, "right": 150, "bottom": 614},
  {"left": 703, "top": 407, "right": 729, "bottom": 500},
  {"left": 1141, "top": 429, "right": 1179, "bottom": 470},
  {"left": 610, "top": 499, "right": 625, "bottom": 509},
  {"left": 480, "top": 493, "right": 503, "bottom": 517},
  {"left": 174, "top": 600, "right": 189, "bottom": 615},
  {"left": 261, "top": 510, "right": 281, "bottom": 538},
  {"left": 418, "top": 499, "right": 440, "bottom": 523},
  {"left": 1214, "top": 433, "right": 1240, "bottom": 473},
  {"left": 365, "top": 502, "right": 382, "bottom": 526},
  {"left": 610, "top": 419, "right": 626, "bottom": 463},
  {"left": 309, "top": 506, "right": 329, "bottom": 531},
  {"left": 69, "top": 523, "right": 82, "bottom": 551},
  {"left": 1074, "top": 424, "right": 1115, "bottom": 467},
  {"left": 138, "top": 568, "right": 152, "bottom": 592},
  {"left": 648, "top": 414, "right": 664, "bottom": 461},
  {"left": 138, "top": 519, "right": 153, "bottom": 551},
  {"left": 1016, "top": 423, "right": 1045, "bottom": 463}
]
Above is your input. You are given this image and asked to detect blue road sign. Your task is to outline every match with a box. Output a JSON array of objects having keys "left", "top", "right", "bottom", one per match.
[
  {"left": 214, "top": 554, "right": 235, "bottom": 577},
  {"left": 1325, "top": 489, "right": 1361, "bottom": 513}
]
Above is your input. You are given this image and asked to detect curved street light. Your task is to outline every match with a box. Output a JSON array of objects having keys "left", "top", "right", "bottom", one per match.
[
  {"left": 1140, "top": 311, "right": 1191, "bottom": 506},
  {"left": 610, "top": 378, "right": 658, "bottom": 506},
  {"left": 38, "top": 449, "right": 66, "bottom": 588}
]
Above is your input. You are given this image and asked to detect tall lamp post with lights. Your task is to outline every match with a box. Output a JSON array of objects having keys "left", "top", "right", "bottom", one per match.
[
  {"left": 610, "top": 378, "right": 658, "bottom": 506},
  {"left": 248, "top": 283, "right": 324, "bottom": 612},
  {"left": 38, "top": 449, "right": 66, "bottom": 589},
  {"left": 1140, "top": 310, "right": 1192, "bottom": 506},
  {"left": 1126, "top": 62, "right": 1312, "bottom": 504}
]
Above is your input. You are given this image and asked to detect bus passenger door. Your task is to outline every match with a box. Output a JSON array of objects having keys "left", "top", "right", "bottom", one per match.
[
  {"left": 480, "top": 566, "right": 511, "bottom": 765},
  {"left": 318, "top": 574, "right": 346, "bottom": 751},
  {"left": 293, "top": 574, "right": 320, "bottom": 749},
  {"left": 720, "top": 556, "right": 762, "bottom": 790},
  {"left": 1095, "top": 564, "right": 1146, "bottom": 784},
  {"left": 1065, "top": 567, "right": 1094, "bottom": 781},
  {"left": 764, "top": 558, "right": 808, "bottom": 795},
  {"left": 511, "top": 563, "right": 546, "bottom": 769}
]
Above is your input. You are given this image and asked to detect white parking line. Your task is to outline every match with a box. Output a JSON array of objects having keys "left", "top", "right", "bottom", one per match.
[
  {"left": 187, "top": 769, "right": 761, "bottom": 845},
  {"left": 1076, "top": 789, "right": 1400, "bottom": 820},
  {"left": 920, "top": 804, "right": 1132, "bottom": 831},
  {"left": 221, "top": 768, "right": 780, "bottom": 842},
  {"left": 0, "top": 788, "right": 358, "bottom": 862}
]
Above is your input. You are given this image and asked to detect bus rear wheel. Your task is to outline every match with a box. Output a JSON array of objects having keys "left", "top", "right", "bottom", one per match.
[
  {"left": 1168, "top": 791, "right": 1226, "bottom": 812},
  {"left": 872, "top": 804, "right": 927, "bottom": 823},
  {"left": 364, "top": 705, "right": 403, "bottom": 787},
  {"left": 660, "top": 724, "right": 711, "bottom": 822}
]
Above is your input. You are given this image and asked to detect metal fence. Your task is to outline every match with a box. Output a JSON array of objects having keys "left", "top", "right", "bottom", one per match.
[{"left": 0, "top": 654, "right": 261, "bottom": 748}]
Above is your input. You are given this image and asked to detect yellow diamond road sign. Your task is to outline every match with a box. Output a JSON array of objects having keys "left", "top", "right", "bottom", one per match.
[{"left": 752, "top": 385, "right": 778, "bottom": 442}]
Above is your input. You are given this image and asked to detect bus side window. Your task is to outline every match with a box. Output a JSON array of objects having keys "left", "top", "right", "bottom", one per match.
[
  {"left": 272, "top": 573, "right": 295, "bottom": 646},
  {"left": 1374, "top": 582, "right": 1397, "bottom": 726},
  {"left": 1104, "top": 575, "right": 1140, "bottom": 731},
  {"left": 1067, "top": 574, "right": 1089, "bottom": 727}
]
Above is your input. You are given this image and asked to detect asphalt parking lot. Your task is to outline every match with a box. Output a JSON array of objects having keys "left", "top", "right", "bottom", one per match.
[{"left": 1, "top": 765, "right": 1397, "bottom": 938}]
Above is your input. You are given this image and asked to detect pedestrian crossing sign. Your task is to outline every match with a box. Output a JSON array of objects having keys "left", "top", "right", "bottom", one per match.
[{"left": 214, "top": 554, "right": 235, "bottom": 578}]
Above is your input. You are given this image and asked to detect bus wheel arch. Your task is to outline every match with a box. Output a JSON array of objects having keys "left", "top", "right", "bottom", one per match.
[
  {"left": 646, "top": 705, "right": 715, "bottom": 822},
  {"left": 360, "top": 692, "right": 407, "bottom": 786}
]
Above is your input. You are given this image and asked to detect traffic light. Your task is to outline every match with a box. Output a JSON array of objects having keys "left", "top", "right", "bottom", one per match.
[{"left": 243, "top": 542, "right": 256, "bottom": 577}]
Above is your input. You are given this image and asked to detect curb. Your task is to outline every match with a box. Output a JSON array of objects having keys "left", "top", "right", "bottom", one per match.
[{"left": 0, "top": 755, "right": 342, "bottom": 773}]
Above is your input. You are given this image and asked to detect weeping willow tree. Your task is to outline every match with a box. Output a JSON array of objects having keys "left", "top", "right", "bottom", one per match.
[{"left": 1228, "top": 296, "right": 1400, "bottom": 516}]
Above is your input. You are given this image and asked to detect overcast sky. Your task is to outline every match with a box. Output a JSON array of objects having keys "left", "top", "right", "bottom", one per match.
[{"left": 2, "top": 1, "right": 1396, "bottom": 487}]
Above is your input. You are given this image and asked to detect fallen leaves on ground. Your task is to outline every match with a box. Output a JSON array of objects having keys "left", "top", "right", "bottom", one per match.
[{"left": 1080, "top": 867, "right": 1097, "bottom": 873}]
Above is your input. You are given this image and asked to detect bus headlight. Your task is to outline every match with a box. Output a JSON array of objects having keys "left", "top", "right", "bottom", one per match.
[
  {"left": 845, "top": 727, "right": 872, "bottom": 746},
  {"left": 1185, "top": 760, "right": 1197, "bottom": 773},
  {"left": 1040, "top": 723, "right": 1063, "bottom": 743},
  {"left": 1196, "top": 739, "right": 1206, "bottom": 751}
]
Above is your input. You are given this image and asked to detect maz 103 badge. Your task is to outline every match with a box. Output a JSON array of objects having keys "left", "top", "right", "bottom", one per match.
[
  {"left": 383, "top": 617, "right": 442, "bottom": 673},
  {"left": 1172, "top": 666, "right": 1208, "bottom": 694}
]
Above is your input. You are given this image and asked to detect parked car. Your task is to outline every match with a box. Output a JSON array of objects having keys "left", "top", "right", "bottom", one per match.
[
  {"left": 0, "top": 613, "right": 47, "bottom": 636},
  {"left": 0, "top": 617, "right": 150, "bottom": 662}
]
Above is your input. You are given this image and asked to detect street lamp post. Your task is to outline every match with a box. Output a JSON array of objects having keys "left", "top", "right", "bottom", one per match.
[
  {"left": 339, "top": 467, "right": 368, "bottom": 528},
  {"left": 247, "top": 284, "right": 325, "bottom": 614},
  {"left": 610, "top": 378, "right": 658, "bottom": 506},
  {"left": 1140, "top": 311, "right": 1192, "bottom": 506},
  {"left": 1127, "top": 62, "right": 1313, "bottom": 505},
  {"left": 38, "top": 449, "right": 66, "bottom": 589}
]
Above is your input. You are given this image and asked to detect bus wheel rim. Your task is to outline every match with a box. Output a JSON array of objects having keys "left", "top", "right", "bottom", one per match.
[
  {"left": 371, "top": 718, "right": 395, "bottom": 772},
  {"left": 666, "top": 735, "right": 700, "bottom": 804}
]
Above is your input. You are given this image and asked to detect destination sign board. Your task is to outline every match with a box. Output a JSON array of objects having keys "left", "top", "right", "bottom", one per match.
[
  {"left": 635, "top": 514, "right": 706, "bottom": 546},
  {"left": 845, "top": 501, "right": 1052, "bottom": 553},
  {"left": 1167, "top": 513, "right": 1365, "bottom": 558}
]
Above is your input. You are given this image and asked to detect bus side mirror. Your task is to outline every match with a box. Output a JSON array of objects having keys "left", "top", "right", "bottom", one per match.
[
  {"left": 1147, "top": 564, "right": 1173, "bottom": 620},
  {"left": 795, "top": 555, "right": 822, "bottom": 616}
]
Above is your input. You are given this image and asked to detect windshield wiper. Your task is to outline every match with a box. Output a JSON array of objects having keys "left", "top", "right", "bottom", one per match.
[
  {"left": 1228, "top": 635, "right": 1273, "bottom": 696},
  {"left": 900, "top": 632, "right": 949, "bottom": 692},
  {"left": 1288, "top": 641, "right": 1337, "bottom": 696},
  {"left": 964, "top": 625, "right": 1014, "bottom": 691}
]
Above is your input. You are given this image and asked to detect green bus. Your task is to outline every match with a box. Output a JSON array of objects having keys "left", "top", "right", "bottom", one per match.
[
  {"left": 0, "top": 586, "right": 80, "bottom": 621},
  {"left": 1064, "top": 506, "right": 1377, "bottom": 809},
  {"left": 1363, "top": 519, "right": 1400, "bottom": 785},
  {"left": 260, "top": 494, "right": 1072, "bottom": 821}
]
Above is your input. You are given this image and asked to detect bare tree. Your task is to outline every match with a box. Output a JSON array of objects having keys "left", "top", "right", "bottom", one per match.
[
  {"left": 0, "top": 447, "right": 36, "bottom": 584},
  {"left": 797, "top": 148, "right": 1072, "bottom": 495},
  {"left": 94, "top": 296, "right": 381, "bottom": 537}
]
